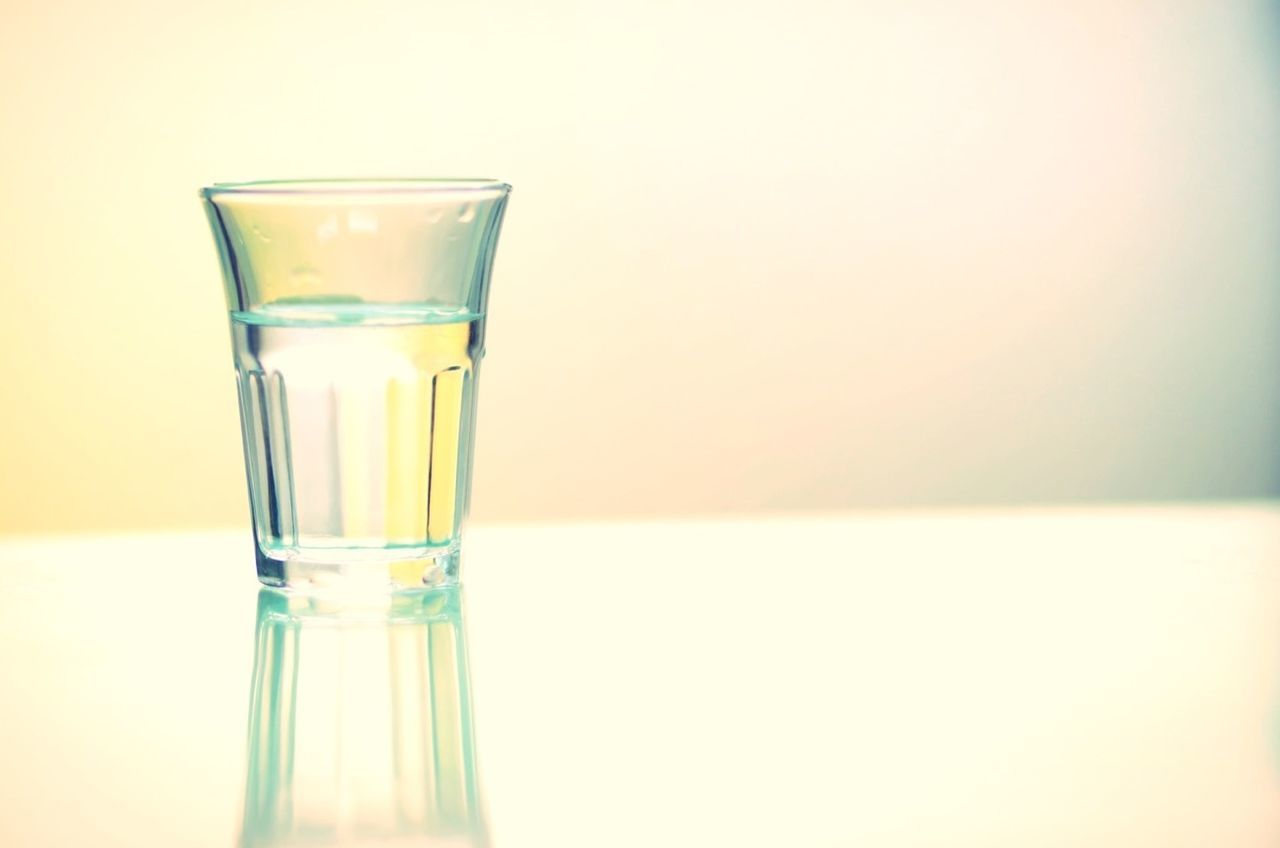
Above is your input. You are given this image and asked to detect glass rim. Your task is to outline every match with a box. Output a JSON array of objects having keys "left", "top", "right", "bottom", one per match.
[{"left": 200, "top": 178, "right": 511, "bottom": 198}]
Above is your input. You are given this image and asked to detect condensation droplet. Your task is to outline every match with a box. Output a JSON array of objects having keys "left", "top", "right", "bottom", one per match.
[
  {"left": 251, "top": 224, "right": 272, "bottom": 243},
  {"left": 317, "top": 216, "right": 340, "bottom": 241},
  {"left": 457, "top": 204, "right": 476, "bottom": 223},
  {"left": 348, "top": 210, "right": 378, "bottom": 233},
  {"left": 291, "top": 267, "right": 322, "bottom": 288},
  {"left": 426, "top": 208, "right": 444, "bottom": 224}
]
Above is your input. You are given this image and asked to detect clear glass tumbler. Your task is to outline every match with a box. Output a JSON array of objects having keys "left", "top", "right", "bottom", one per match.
[{"left": 201, "top": 179, "right": 511, "bottom": 590}]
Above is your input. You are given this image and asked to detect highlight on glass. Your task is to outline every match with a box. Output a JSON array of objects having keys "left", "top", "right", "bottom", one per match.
[{"left": 201, "top": 179, "right": 511, "bottom": 591}]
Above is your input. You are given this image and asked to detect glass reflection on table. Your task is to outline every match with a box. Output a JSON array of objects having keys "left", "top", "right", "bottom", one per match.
[{"left": 241, "top": 586, "right": 486, "bottom": 847}]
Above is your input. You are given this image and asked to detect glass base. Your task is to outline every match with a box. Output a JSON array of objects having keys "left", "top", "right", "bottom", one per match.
[{"left": 255, "top": 544, "right": 460, "bottom": 593}]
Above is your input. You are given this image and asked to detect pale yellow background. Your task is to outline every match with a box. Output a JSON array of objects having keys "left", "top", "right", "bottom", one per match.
[{"left": 1, "top": 0, "right": 1277, "bottom": 534}]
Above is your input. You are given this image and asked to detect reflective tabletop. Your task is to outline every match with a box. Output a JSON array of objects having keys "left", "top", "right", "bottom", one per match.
[{"left": 2, "top": 506, "right": 1278, "bottom": 846}]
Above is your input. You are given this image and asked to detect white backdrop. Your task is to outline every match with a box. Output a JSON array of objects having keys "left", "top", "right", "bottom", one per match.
[{"left": 1, "top": 0, "right": 1276, "bottom": 532}]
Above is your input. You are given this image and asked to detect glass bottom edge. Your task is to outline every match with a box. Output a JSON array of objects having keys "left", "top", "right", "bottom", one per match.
[{"left": 255, "top": 544, "right": 460, "bottom": 593}]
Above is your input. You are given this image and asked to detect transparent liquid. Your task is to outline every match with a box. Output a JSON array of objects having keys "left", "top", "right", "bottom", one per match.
[{"left": 231, "top": 303, "right": 483, "bottom": 563}]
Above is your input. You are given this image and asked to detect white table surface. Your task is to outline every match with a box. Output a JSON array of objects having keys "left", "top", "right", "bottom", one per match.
[{"left": 1, "top": 505, "right": 1278, "bottom": 847}]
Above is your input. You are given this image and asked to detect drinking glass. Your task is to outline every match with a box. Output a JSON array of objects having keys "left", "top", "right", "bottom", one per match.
[{"left": 201, "top": 180, "right": 511, "bottom": 590}]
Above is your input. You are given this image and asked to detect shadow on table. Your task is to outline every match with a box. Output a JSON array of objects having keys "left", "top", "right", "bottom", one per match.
[{"left": 240, "top": 586, "right": 487, "bottom": 847}]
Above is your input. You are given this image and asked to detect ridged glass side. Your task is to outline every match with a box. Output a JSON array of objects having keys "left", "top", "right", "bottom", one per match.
[{"left": 231, "top": 305, "right": 482, "bottom": 563}]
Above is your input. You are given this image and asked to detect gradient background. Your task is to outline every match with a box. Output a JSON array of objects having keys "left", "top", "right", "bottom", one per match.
[{"left": 1, "top": 0, "right": 1277, "bottom": 535}]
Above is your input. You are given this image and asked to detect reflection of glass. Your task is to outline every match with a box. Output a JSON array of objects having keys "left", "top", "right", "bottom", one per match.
[{"left": 241, "top": 586, "right": 487, "bottom": 847}]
